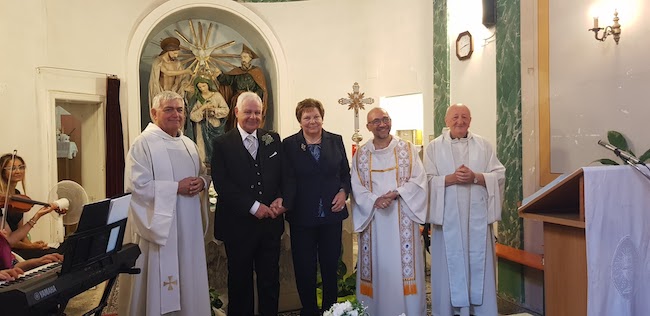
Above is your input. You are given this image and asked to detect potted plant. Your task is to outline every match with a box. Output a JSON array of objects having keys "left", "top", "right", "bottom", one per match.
[{"left": 595, "top": 131, "right": 650, "bottom": 165}]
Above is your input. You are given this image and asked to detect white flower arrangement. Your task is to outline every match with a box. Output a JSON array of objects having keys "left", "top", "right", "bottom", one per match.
[{"left": 323, "top": 301, "right": 367, "bottom": 316}]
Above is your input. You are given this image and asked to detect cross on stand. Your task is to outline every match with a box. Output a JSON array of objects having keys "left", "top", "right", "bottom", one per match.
[{"left": 338, "top": 82, "right": 374, "bottom": 156}]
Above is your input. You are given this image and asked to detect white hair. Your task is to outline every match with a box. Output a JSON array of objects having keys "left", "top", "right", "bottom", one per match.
[
  {"left": 235, "top": 91, "right": 262, "bottom": 111},
  {"left": 152, "top": 91, "right": 184, "bottom": 110}
]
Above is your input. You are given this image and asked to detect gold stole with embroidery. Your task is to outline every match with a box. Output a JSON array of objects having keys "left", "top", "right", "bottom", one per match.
[{"left": 356, "top": 140, "right": 417, "bottom": 297}]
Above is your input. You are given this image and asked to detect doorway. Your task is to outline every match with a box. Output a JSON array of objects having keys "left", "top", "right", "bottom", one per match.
[{"left": 55, "top": 98, "right": 106, "bottom": 202}]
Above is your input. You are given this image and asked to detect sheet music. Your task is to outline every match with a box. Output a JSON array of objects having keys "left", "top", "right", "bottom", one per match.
[{"left": 106, "top": 194, "right": 131, "bottom": 252}]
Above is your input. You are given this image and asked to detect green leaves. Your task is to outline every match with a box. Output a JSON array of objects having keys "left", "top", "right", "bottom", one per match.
[
  {"left": 595, "top": 158, "right": 619, "bottom": 165},
  {"left": 607, "top": 131, "right": 634, "bottom": 156},
  {"left": 639, "top": 149, "right": 650, "bottom": 163},
  {"left": 597, "top": 130, "right": 650, "bottom": 165}
]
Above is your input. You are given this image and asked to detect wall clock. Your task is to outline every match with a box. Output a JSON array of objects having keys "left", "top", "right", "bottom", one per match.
[{"left": 455, "top": 31, "right": 474, "bottom": 61}]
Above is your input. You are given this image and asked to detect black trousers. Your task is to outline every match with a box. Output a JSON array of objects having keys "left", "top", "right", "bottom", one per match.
[
  {"left": 224, "top": 231, "right": 281, "bottom": 316},
  {"left": 290, "top": 222, "right": 342, "bottom": 316}
]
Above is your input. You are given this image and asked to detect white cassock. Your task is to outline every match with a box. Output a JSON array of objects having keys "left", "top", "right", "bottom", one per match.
[
  {"left": 351, "top": 137, "right": 428, "bottom": 316},
  {"left": 119, "top": 123, "right": 211, "bottom": 316},
  {"left": 424, "top": 129, "right": 505, "bottom": 316}
]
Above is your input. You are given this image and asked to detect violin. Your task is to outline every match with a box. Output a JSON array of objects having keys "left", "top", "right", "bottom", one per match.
[{"left": 1, "top": 194, "right": 67, "bottom": 214}]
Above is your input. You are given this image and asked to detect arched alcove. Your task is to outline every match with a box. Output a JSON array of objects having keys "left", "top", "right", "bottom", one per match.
[
  {"left": 123, "top": 2, "right": 298, "bottom": 310},
  {"left": 125, "top": 0, "right": 288, "bottom": 144}
]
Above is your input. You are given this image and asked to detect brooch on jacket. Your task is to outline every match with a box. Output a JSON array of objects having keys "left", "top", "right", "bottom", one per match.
[
  {"left": 301, "top": 143, "right": 307, "bottom": 151},
  {"left": 261, "top": 133, "right": 274, "bottom": 145}
]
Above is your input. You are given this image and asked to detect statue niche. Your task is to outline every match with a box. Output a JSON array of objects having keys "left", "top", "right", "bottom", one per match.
[{"left": 144, "top": 20, "right": 271, "bottom": 165}]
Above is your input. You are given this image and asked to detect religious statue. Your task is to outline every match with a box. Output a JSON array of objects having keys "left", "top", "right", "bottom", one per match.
[
  {"left": 186, "top": 76, "right": 229, "bottom": 165},
  {"left": 148, "top": 37, "right": 193, "bottom": 108},
  {"left": 214, "top": 44, "right": 269, "bottom": 131}
]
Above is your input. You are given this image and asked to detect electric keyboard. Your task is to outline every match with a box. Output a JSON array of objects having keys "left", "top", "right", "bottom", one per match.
[
  {"left": 0, "top": 261, "right": 62, "bottom": 288},
  {"left": 0, "top": 243, "right": 140, "bottom": 315}
]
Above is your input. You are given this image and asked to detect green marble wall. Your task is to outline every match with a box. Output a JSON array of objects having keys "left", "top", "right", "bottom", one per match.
[
  {"left": 432, "top": 0, "right": 449, "bottom": 136},
  {"left": 495, "top": 0, "right": 524, "bottom": 303}
]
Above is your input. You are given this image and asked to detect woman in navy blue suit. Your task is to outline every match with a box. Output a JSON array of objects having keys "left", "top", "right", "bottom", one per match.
[{"left": 283, "top": 98, "right": 351, "bottom": 316}]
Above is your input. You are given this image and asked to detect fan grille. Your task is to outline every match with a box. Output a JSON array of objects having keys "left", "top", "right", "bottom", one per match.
[{"left": 47, "top": 180, "right": 89, "bottom": 225}]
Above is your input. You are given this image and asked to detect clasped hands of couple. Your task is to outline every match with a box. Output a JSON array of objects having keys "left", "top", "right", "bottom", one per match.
[
  {"left": 178, "top": 177, "right": 205, "bottom": 197},
  {"left": 255, "top": 189, "right": 348, "bottom": 220},
  {"left": 254, "top": 198, "right": 286, "bottom": 220}
]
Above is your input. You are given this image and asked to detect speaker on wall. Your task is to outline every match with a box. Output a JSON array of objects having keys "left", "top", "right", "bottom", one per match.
[{"left": 482, "top": 0, "right": 496, "bottom": 27}]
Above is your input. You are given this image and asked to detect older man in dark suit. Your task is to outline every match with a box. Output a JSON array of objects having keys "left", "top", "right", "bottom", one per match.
[{"left": 211, "top": 91, "right": 289, "bottom": 316}]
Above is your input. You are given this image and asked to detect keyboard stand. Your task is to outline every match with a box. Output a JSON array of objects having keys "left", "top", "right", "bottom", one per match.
[{"left": 81, "top": 267, "right": 140, "bottom": 316}]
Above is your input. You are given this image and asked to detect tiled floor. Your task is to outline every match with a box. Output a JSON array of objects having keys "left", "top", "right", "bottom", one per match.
[{"left": 63, "top": 281, "right": 541, "bottom": 316}]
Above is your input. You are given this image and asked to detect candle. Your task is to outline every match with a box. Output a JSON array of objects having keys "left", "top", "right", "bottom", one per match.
[{"left": 593, "top": 17, "right": 599, "bottom": 29}]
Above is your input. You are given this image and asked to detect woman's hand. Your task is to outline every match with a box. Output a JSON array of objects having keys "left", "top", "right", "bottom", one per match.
[
  {"left": 0, "top": 267, "right": 23, "bottom": 281},
  {"left": 30, "top": 241, "right": 50, "bottom": 250},
  {"left": 34, "top": 205, "right": 56, "bottom": 221},
  {"left": 331, "top": 191, "right": 347, "bottom": 212},
  {"left": 17, "top": 253, "right": 63, "bottom": 271}
]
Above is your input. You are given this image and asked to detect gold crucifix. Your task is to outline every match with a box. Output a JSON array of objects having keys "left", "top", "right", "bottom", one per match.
[
  {"left": 338, "top": 82, "right": 375, "bottom": 145},
  {"left": 163, "top": 275, "right": 178, "bottom": 291}
]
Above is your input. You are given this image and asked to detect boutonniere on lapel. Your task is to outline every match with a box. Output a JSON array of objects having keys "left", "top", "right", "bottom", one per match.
[
  {"left": 300, "top": 143, "right": 306, "bottom": 151},
  {"left": 261, "top": 133, "right": 274, "bottom": 146}
]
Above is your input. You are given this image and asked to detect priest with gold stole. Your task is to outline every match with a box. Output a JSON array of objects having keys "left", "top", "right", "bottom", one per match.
[
  {"left": 351, "top": 107, "right": 428, "bottom": 316},
  {"left": 424, "top": 104, "right": 505, "bottom": 316}
]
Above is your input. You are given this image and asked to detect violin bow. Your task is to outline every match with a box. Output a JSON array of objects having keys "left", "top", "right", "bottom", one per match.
[{"left": 0, "top": 150, "right": 17, "bottom": 231}]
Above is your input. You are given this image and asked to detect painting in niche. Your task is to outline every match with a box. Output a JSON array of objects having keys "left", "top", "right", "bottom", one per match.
[{"left": 140, "top": 19, "right": 272, "bottom": 166}]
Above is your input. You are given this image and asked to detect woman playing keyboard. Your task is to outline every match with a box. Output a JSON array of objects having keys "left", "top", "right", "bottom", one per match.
[{"left": 0, "top": 204, "right": 64, "bottom": 280}]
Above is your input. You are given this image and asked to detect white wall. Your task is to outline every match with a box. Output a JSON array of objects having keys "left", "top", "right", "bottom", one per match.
[
  {"left": 449, "top": 0, "right": 498, "bottom": 145},
  {"left": 549, "top": 0, "right": 650, "bottom": 172},
  {"left": 248, "top": 0, "right": 434, "bottom": 151}
]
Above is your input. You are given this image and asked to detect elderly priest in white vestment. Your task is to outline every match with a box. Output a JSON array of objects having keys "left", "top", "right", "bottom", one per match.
[
  {"left": 119, "top": 91, "right": 211, "bottom": 316},
  {"left": 351, "top": 107, "right": 428, "bottom": 316},
  {"left": 424, "top": 104, "right": 505, "bottom": 316}
]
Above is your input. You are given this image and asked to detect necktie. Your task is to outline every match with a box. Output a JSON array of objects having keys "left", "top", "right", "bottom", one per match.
[{"left": 245, "top": 135, "right": 258, "bottom": 159}]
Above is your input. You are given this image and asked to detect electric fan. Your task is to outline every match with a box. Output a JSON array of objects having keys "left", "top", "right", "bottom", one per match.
[{"left": 47, "top": 180, "right": 89, "bottom": 243}]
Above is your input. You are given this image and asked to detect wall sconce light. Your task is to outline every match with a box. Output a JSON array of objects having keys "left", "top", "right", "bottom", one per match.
[{"left": 589, "top": 10, "right": 621, "bottom": 44}]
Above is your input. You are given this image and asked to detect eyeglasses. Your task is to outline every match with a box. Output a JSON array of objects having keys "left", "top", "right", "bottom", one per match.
[
  {"left": 368, "top": 117, "right": 391, "bottom": 126},
  {"left": 3, "top": 165, "right": 26, "bottom": 172}
]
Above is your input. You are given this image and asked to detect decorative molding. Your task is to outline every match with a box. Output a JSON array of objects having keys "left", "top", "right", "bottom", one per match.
[{"left": 537, "top": 0, "right": 560, "bottom": 186}]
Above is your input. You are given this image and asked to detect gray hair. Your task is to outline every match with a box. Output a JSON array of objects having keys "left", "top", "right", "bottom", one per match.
[
  {"left": 152, "top": 91, "right": 184, "bottom": 110},
  {"left": 235, "top": 91, "right": 262, "bottom": 111}
]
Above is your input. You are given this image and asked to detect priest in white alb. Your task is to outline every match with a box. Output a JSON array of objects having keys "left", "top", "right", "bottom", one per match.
[
  {"left": 351, "top": 107, "right": 428, "bottom": 316},
  {"left": 424, "top": 104, "right": 505, "bottom": 316},
  {"left": 119, "top": 91, "right": 211, "bottom": 316}
]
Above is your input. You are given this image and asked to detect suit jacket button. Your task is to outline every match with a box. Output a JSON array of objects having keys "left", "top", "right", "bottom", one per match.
[
  {"left": 258, "top": 191, "right": 263, "bottom": 195},
  {"left": 257, "top": 182, "right": 261, "bottom": 185},
  {"left": 257, "top": 172, "right": 261, "bottom": 175},
  {"left": 250, "top": 185, "right": 254, "bottom": 189},
  {"left": 255, "top": 163, "right": 259, "bottom": 167}
]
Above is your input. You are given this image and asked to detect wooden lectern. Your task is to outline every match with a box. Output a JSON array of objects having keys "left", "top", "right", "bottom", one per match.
[{"left": 519, "top": 169, "right": 587, "bottom": 316}]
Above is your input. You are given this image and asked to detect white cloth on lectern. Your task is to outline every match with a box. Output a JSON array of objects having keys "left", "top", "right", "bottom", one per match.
[
  {"left": 119, "top": 123, "right": 210, "bottom": 316},
  {"left": 584, "top": 166, "right": 650, "bottom": 316}
]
